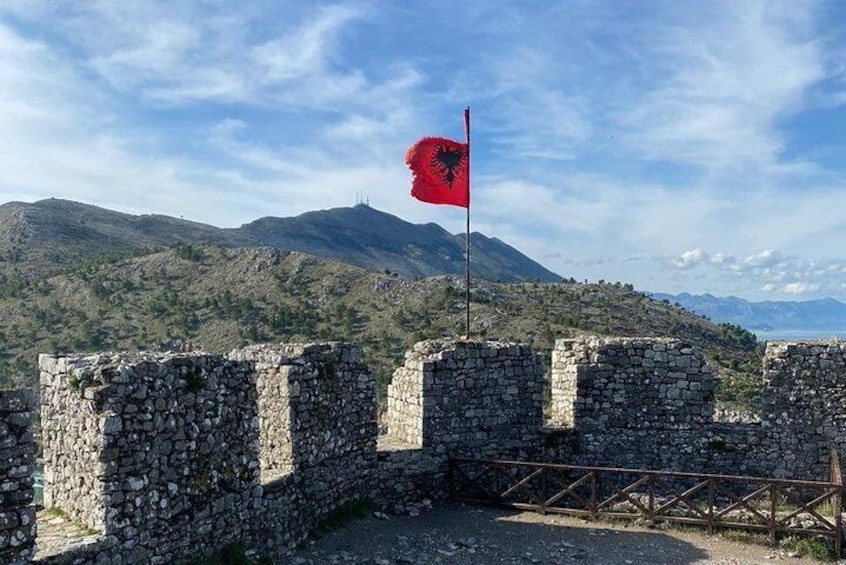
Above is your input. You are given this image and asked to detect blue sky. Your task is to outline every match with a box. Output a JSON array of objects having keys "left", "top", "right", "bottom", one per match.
[{"left": 2, "top": 1, "right": 846, "bottom": 301}]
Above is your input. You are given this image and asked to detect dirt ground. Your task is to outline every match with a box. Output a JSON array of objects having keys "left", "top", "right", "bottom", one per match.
[{"left": 291, "top": 502, "right": 837, "bottom": 564}]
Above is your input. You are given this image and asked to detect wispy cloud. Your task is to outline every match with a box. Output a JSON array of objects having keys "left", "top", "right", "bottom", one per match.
[
  {"left": 40, "top": 3, "right": 372, "bottom": 107},
  {"left": 671, "top": 248, "right": 846, "bottom": 296},
  {"left": 0, "top": 3, "right": 430, "bottom": 224},
  {"left": 1, "top": 1, "right": 845, "bottom": 301},
  {"left": 616, "top": 1, "right": 824, "bottom": 172}
]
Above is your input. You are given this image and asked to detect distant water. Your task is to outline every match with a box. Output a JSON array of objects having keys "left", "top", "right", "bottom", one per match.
[{"left": 754, "top": 329, "right": 846, "bottom": 342}]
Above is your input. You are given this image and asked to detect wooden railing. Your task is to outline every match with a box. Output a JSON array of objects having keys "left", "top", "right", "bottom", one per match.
[{"left": 449, "top": 452, "right": 844, "bottom": 555}]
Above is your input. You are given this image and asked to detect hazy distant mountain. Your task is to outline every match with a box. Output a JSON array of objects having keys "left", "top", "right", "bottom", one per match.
[
  {"left": 0, "top": 198, "right": 559, "bottom": 283},
  {"left": 652, "top": 292, "right": 846, "bottom": 331}
]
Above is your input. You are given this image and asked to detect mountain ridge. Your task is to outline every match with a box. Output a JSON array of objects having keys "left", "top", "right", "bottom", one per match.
[{"left": 0, "top": 198, "right": 559, "bottom": 283}]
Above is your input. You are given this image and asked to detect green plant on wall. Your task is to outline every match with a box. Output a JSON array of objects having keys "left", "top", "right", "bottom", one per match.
[{"left": 185, "top": 367, "right": 204, "bottom": 393}]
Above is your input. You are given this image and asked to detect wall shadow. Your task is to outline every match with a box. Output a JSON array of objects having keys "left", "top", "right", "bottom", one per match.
[{"left": 294, "top": 502, "right": 714, "bottom": 565}]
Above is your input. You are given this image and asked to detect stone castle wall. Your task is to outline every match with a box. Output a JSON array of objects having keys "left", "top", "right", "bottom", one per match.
[
  {"left": 546, "top": 337, "right": 846, "bottom": 480},
  {"left": 387, "top": 340, "right": 544, "bottom": 457},
  {"left": 39, "top": 355, "right": 109, "bottom": 533},
  {"left": 0, "top": 390, "right": 36, "bottom": 564},
  {"left": 39, "top": 352, "right": 260, "bottom": 563},
  {"left": 759, "top": 342, "right": 846, "bottom": 479},
  {"left": 237, "top": 345, "right": 294, "bottom": 475},
  {"left": 31, "top": 343, "right": 376, "bottom": 564},
  {"left": 547, "top": 337, "right": 721, "bottom": 470},
  {"left": 3, "top": 337, "right": 846, "bottom": 563},
  {"left": 378, "top": 340, "right": 545, "bottom": 510},
  {"left": 551, "top": 337, "right": 714, "bottom": 430},
  {"left": 233, "top": 343, "right": 377, "bottom": 539}
]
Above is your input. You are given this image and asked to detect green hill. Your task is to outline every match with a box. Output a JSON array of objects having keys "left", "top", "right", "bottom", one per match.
[{"left": 0, "top": 245, "right": 760, "bottom": 410}]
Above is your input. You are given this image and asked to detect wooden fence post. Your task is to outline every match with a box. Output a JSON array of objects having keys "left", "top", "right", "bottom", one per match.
[{"left": 831, "top": 448, "right": 843, "bottom": 557}]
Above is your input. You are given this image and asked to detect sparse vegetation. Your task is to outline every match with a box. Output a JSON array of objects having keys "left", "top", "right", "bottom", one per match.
[
  {"left": 191, "top": 540, "right": 272, "bottom": 565},
  {"left": 717, "top": 529, "right": 837, "bottom": 561},
  {"left": 313, "top": 498, "right": 376, "bottom": 537},
  {"left": 185, "top": 367, "right": 204, "bottom": 393},
  {"left": 45, "top": 507, "right": 100, "bottom": 537},
  {"left": 0, "top": 245, "right": 761, "bottom": 412},
  {"left": 780, "top": 535, "right": 837, "bottom": 561}
]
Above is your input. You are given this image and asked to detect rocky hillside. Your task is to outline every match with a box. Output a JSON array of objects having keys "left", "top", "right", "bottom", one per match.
[
  {"left": 0, "top": 199, "right": 558, "bottom": 283},
  {"left": 0, "top": 245, "right": 760, "bottom": 408},
  {"left": 0, "top": 198, "right": 248, "bottom": 266}
]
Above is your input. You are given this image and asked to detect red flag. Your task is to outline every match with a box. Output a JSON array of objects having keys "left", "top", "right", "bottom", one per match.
[{"left": 406, "top": 137, "right": 469, "bottom": 208}]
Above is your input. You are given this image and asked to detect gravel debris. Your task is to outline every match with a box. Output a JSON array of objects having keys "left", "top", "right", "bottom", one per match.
[{"left": 293, "top": 503, "right": 830, "bottom": 564}]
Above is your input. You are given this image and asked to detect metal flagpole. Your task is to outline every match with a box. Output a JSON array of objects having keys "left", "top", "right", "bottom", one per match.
[{"left": 464, "top": 107, "right": 471, "bottom": 340}]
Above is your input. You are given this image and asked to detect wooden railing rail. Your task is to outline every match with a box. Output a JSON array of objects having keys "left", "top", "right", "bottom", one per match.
[{"left": 449, "top": 457, "right": 845, "bottom": 556}]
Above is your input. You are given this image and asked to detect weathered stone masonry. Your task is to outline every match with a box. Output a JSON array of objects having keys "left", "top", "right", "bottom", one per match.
[
  {"left": 233, "top": 343, "right": 377, "bottom": 552},
  {"left": 377, "top": 340, "right": 545, "bottom": 510},
  {"left": 760, "top": 342, "right": 846, "bottom": 479},
  {"left": 0, "top": 390, "right": 36, "bottom": 564},
  {"left": 546, "top": 338, "right": 846, "bottom": 480},
  {"left": 40, "top": 352, "right": 261, "bottom": 563},
  {"left": 30, "top": 342, "right": 375, "bottom": 564},
  {"left": 547, "top": 337, "right": 722, "bottom": 470},
  {"left": 3, "top": 337, "right": 846, "bottom": 563},
  {"left": 387, "top": 340, "right": 544, "bottom": 456}
]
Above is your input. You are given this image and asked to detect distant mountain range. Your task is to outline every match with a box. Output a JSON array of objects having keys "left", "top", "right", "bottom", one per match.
[
  {"left": 0, "top": 198, "right": 560, "bottom": 283},
  {"left": 652, "top": 292, "right": 846, "bottom": 332}
]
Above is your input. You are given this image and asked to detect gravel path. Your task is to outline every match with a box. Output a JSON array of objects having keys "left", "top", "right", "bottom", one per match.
[{"left": 292, "top": 503, "right": 834, "bottom": 564}]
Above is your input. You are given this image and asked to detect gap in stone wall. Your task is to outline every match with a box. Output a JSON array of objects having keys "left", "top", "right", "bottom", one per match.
[{"left": 7, "top": 337, "right": 845, "bottom": 564}]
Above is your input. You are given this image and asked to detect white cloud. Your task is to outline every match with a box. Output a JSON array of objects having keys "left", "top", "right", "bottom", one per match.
[
  {"left": 710, "top": 252, "right": 735, "bottom": 265},
  {"left": 784, "top": 282, "right": 821, "bottom": 295},
  {"left": 740, "top": 250, "right": 784, "bottom": 268},
  {"left": 617, "top": 1, "right": 824, "bottom": 172},
  {"left": 253, "top": 5, "right": 362, "bottom": 83},
  {"left": 0, "top": 5, "right": 438, "bottom": 226},
  {"left": 7, "top": 2, "right": 411, "bottom": 112},
  {"left": 670, "top": 246, "right": 846, "bottom": 299},
  {"left": 1, "top": 1, "right": 846, "bottom": 303},
  {"left": 0, "top": 20, "right": 357, "bottom": 225},
  {"left": 675, "top": 249, "right": 708, "bottom": 269}
]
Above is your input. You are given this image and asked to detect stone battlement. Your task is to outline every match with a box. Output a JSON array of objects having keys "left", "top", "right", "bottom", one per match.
[
  {"left": 1, "top": 337, "right": 846, "bottom": 563},
  {"left": 387, "top": 339, "right": 543, "bottom": 454},
  {"left": 546, "top": 337, "right": 846, "bottom": 478},
  {"left": 550, "top": 337, "right": 714, "bottom": 428}
]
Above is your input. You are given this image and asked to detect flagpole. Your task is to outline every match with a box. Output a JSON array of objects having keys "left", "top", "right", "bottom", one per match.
[{"left": 464, "top": 107, "right": 471, "bottom": 340}]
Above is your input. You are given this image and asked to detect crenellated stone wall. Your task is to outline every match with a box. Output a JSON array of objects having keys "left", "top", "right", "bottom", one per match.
[
  {"left": 39, "top": 354, "right": 108, "bottom": 533},
  {"left": 0, "top": 390, "right": 36, "bottom": 564},
  {"left": 551, "top": 337, "right": 715, "bottom": 430},
  {"left": 3, "top": 337, "right": 846, "bottom": 563},
  {"left": 546, "top": 337, "right": 846, "bottom": 480},
  {"left": 235, "top": 345, "right": 294, "bottom": 475},
  {"left": 386, "top": 340, "right": 544, "bottom": 458},
  {"left": 377, "top": 340, "right": 546, "bottom": 509},
  {"left": 232, "top": 342, "right": 377, "bottom": 536},
  {"left": 33, "top": 343, "right": 377, "bottom": 564},
  {"left": 546, "top": 337, "right": 720, "bottom": 469},
  {"left": 39, "top": 352, "right": 260, "bottom": 563},
  {"left": 759, "top": 342, "right": 846, "bottom": 479}
]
